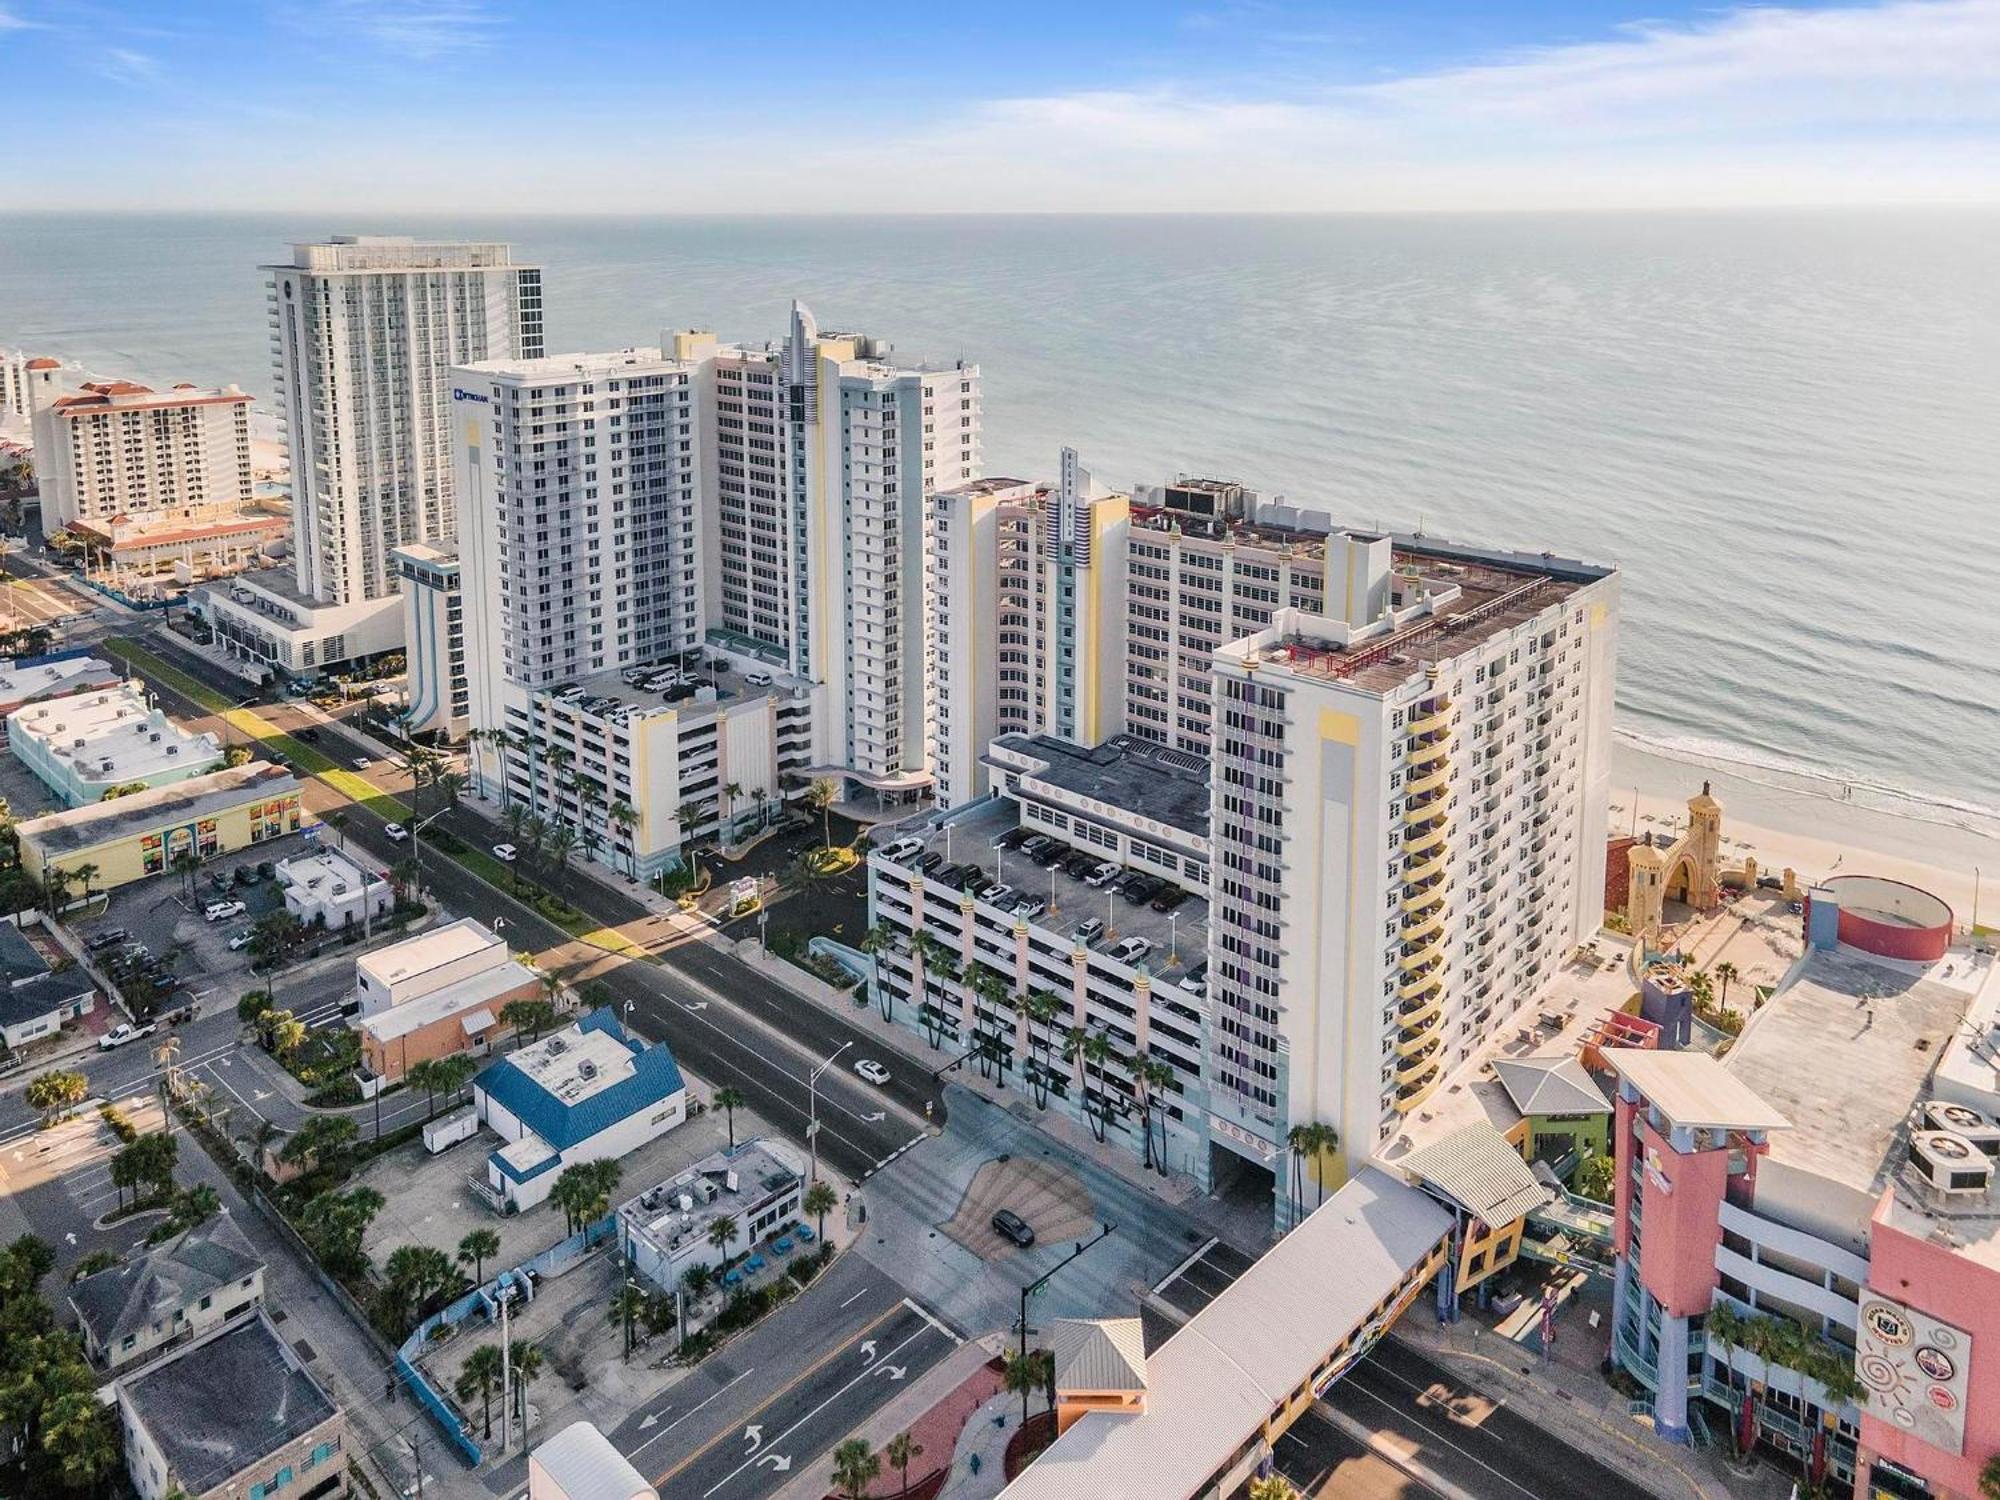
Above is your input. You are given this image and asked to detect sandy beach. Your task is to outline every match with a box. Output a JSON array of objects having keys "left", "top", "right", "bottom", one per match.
[{"left": 1612, "top": 736, "right": 1998, "bottom": 933}]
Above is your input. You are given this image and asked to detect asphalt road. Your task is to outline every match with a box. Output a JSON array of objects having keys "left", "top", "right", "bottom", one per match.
[
  {"left": 119, "top": 626, "right": 945, "bottom": 1183},
  {"left": 1267, "top": 1407, "right": 1451, "bottom": 1499}
]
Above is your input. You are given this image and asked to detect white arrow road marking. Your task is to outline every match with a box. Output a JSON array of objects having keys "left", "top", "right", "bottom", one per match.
[
  {"left": 874, "top": 1365, "right": 906, "bottom": 1382},
  {"left": 639, "top": 1412, "right": 661, "bottom": 1430},
  {"left": 861, "top": 1111, "right": 886, "bottom": 1122},
  {"left": 755, "top": 1454, "right": 791, "bottom": 1473},
  {"left": 681, "top": 1000, "right": 709, "bottom": 1012},
  {"left": 859, "top": 1340, "right": 878, "bottom": 1366},
  {"left": 742, "top": 1425, "right": 762, "bottom": 1455}
]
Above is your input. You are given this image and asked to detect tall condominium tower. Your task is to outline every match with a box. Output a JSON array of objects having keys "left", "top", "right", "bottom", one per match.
[
  {"left": 1209, "top": 544, "right": 1617, "bottom": 1218},
  {"left": 693, "top": 304, "right": 980, "bottom": 796},
  {"left": 269, "top": 236, "right": 543, "bottom": 607},
  {"left": 31, "top": 379, "right": 253, "bottom": 532},
  {"left": 197, "top": 237, "right": 543, "bottom": 683}
]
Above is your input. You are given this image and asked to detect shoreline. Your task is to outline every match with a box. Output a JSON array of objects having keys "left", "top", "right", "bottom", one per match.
[{"left": 1610, "top": 738, "right": 1998, "bottom": 932}]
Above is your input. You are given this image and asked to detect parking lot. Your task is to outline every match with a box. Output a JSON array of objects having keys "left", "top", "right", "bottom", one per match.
[
  {"left": 886, "top": 799, "right": 1211, "bottom": 987},
  {"left": 0, "top": 1091, "right": 181, "bottom": 1279}
]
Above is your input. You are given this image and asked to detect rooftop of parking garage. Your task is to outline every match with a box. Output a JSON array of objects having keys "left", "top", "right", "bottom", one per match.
[
  {"left": 989, "top": 732, "right": 1210, "bottom": 841},
  {"left": 878, "top": 797, "right": 1211, "bottom": 987},
  {"left": 540, "top": 654, "right": 812, "bottom": 731}
]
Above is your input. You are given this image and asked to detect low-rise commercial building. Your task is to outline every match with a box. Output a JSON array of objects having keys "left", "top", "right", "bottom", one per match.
[
  {"left": 69, "top": 1215, "right": 264, "bottom": 1371},
  {"left": 0, "top": 919, "right": 94, "bottom": 1048},
  {"left": 620, "top": 1140, "right": 806, "bottom": 1291},
  {"left": 15, "top": 762, "right": 304, "bottom": 891},
  {"left": 529, "top": 1421, "right": 657, "bottom": 1500},
  {"left": 276, "top": 848, "right": 392, "bottom": 929},
  {"left": 9, "top": 682, "right": 225, "bottom": 806},
  {"left": 192, "top": 566, "right": 404, "bottom": 684},
  {"left": 353, "top": 920, "right": 546, "bottom": 1084},
  {"left": 0, "top": 653, "right": 122, "bottom": 716},
  {"left": 114, "top": 1309, "right": 346, "bottom": 1500},
  {"left": 473, "top": 1010, "right": 688, "bottom": 1212}
]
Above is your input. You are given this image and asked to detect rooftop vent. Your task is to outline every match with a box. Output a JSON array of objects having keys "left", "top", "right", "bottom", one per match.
[
  {"left": 1922, "top": 1101, "right": 2000, "bottom": 1156},
  {"left": 1909, "top": 1131, "right": 1994, "bottom": 1197}
]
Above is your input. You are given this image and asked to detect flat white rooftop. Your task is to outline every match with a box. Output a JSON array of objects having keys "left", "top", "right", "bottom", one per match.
[
  {"left": 357, "top": 960, "right": 534, "bottom": 1044},
  {"left": 278, "top": 849, "right": 382, "bottom": 897},
  {"left": 0, "top": 655, "right": 118, "bottom": 705},
  {"left": 358, "top": 918, "right": 503, "bottom": 990},
  {"left": 9, "top": 684, "right": 222, "bottom": 784}
]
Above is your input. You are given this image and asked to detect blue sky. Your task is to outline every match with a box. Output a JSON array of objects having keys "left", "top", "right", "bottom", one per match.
[{"left": 3, "top": 0, "right": 1995, "bottom": 209}]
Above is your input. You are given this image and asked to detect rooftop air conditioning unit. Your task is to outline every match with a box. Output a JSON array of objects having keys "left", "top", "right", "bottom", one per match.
[
  {"left": 1910, "top": 1131, "right": 1994, "bottom": 1197},
  {"left": 577, "top": 1059, "right": 597, "bottom": 1080},
  {"left": 72, "top": 738, "right": 84, "bottom": 749},
  {"left": 1923, "top": 1101, "right": 2000, "bottom": 1156}
]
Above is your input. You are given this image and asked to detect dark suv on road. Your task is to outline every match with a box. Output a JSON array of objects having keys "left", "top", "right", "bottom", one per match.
[{"left": 991, "top": 1209, "right": 1036, "bottom": 1248}]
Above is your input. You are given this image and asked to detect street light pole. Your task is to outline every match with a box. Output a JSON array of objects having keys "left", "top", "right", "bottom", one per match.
[
  {"left": 808, "top": 1041, "right": 853, "bottom": 1184},
  {"left": 1019, "top": 1222, "right": 1116, "bottom": 1360}
]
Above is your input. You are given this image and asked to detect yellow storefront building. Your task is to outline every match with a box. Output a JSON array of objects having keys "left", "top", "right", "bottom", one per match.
[{"left": 18, "top": 762, "right": 307, "bottom": 891}]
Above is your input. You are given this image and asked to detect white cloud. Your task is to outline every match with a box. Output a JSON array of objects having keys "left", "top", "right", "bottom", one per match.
[
  {"left": 309, "top": 0, "right": 498, "bottom": 60},
  {"left": 96, "top": 46, "right": 159, "bottom": 84}
]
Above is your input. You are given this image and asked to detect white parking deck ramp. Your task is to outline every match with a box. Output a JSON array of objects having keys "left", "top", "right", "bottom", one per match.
[{"left": 1000, "top": 1167, "right": 1451, "bottom": 1500}]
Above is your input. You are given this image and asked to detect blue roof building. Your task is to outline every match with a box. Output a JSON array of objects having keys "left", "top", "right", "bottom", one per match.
[{"left": 472, "top": 1009, "right": 688, "bottom": 1213}]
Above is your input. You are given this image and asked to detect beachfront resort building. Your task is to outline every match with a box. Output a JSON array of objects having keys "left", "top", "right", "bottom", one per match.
[
  {"left": 8, "top": 682, "right": 225, "bottom": 805},
  {"left": 0, "top": 348, "right": 30, "bottom": 423},
  {"left": 194, "top": 235, "right": 542, "bottom": 680},
  {"left": 28, "top": 377, "right": 253, "bottom": 532},
  {"left": 472, "top": 1009, "right": 687, "bottom": 1213},
  {"left": 873, "top": 464, "right": 1622, "bottom": 1222}
]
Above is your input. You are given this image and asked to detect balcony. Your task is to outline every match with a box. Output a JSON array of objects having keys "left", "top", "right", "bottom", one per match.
[
  {"left": 1403, "top": 821, "right": 1448, "bottom": 857},
  {"left": 1398, "top": 989, "right": 1444, "bottom": 1029},
  {"left": 1395, "top": 1065, "right": 1444, "bottom": 1113},
  {"left": 1402, "top": 880, "right": 1447, "bottom": 915},
  {"left": 1395, "top": 1042, "right": 1443, "bottom": 1083},
  {"left": 1406, "top": 706, "right": 1452, "bottom": 740},
  {"left": 1403, "top": 764, "right": 1449, "bottom": 799},
  {"left": 1398, "top": 965, "right": 1443, "bottom": 1001},
  {"left": 1399, "top": 936, "right": 1445, "bottom": 973},
  {"left": 1407, "top": 739, "right": 1450, "bottom": 772},
  {"left": 1402, "top": 848, "right": 1446, "bottom": 885},
  {"left": 1401, "top": 909, "right": 1446, "bottom": 946},
  {"left": 1397, "top": 1012, "right": 1445, "bottom": 1053},
  {"left": 1403, "top": 792, "right": 1447, "bottom": 825}
]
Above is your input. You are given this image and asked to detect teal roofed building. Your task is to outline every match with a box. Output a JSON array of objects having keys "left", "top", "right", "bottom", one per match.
[{"left": 472, "top": 1009, "right": 688, "bottom": 1213}]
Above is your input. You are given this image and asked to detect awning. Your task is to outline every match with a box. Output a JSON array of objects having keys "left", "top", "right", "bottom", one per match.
[{"left": 462, "top": 1011, "right": 496, "bottom": 1036}]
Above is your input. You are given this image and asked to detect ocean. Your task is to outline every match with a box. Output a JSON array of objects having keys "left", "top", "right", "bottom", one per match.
[{"left": 2, "top": 210, "right": 1995, "bottom": 832}]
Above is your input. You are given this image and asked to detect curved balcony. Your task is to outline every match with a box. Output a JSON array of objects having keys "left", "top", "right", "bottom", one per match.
[
  {"left": 1408, "top": 738, "right": 1450, "bottom": 772},
  {"left": 1403, "top": 791, "right": 1448, "bottom": 824},
  {"left": 1394, "top": 1060, "right": 1444, "bottom": 1112},
  {"left": 1402, "top": 879, "right": 1447, "bottom": 916},
  {"left": 1402, "top": 848, "right": 1446, "bottom": 885},
  {"left": 1395, "top": 1041, "right": 1443, "bottom": 1082},
  {"left": 1407, "top": 706, "right": 1452, "bottom": 739},
  {"left": 1403, "top": 821, "right": 1449, "bottom": 857},
  {"left": 1401, "top": 908, "right": 1446, "bottom": 947},
  {"left": 1404, "top": 764, "right": 1449, "bottom": 799},
  {"left": 1397, "top": 989, "right": 1444, "bottom": 1029},
  {"left": 1397, "top": 1009, "right": 1445, "bottom": 1052},
  {"left": 1399, "top": 936, "right": 1446, "bottom": 973},
  {"left": 1398, "top": 961, "right": 1443, "bottom": 998}
]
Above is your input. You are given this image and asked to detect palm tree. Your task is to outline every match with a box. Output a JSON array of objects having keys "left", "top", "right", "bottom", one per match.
[
  {"left": 1714, "top": 959, "right": 1741, "bottom": 1010},
  {"left": 458, "top": 1228, "right": 501, "bottom": 1285},
  {"left": 1062, "top": 1028, "right": 1113, "bottom": 1142},
  {"left": 1285, "top": 1122, "right": 1315, "bottom": 1225},
  {"left": 1307, "top": 1121, "right": 1339, "bottom": 1206},
  {"left": 608, "top": 801, "right": 638, "bottom": 876},
  {"left": 508, "top": 1339, "right": 544, "bottom": 1430},
  {"left": 707, "top": 1213, "right": 740, "bottom": 1272},
  {"left": 859, "top": 925, "right": 901, "bottom": 1023},
  {"left": 831, "top": 1438, "right": 880, "bottom": 1500},
  {"left": 1132, "top": 1055, "right": 1177, "bottom": 1173},
  {"left": 169, "top": 847, "right": 200, "bottom": 900},
  {"left": 803, "top": 1180, "right": 838, "bottom": 1241},
  {"left": 71, "top": 861, "right": 99, "bottom": 904},
  {"left": 488, "top": 728, "right": 516, "bottom": 805},
  {"left": 885, "top": 1431, "right": 924, "bottom": 1497},
  {"left": 723, "top": 781, "right": 744, "bottom": 838},
  {"left": 456, "top": 1343, "right": 505, "bottom": 1439},
  {"left": 966, "top": 964, "right": 1011, "bottom": 1084},
  {"left": 1023, "top": 991, "right": 1062, "bottom": 1109},
  {"left": 682, "top": 1261, "right": 715, "bottom": 1305},
  {"left": 406, "top": 1058, "right": 444, "bottom": 1121},
  {"left": 713, "top": 1086, "right": 746, "bottom": 1149},
  {"left": 325, "top": 811, "right": 348, "bottom": 850},
  {"left": 804, "top": 776, "right": 839, "bottom": 847},
  {"left": 1248, "top": 1478, "right": 1300, "bottom": 1500},
  {"left": 924, "top": 949, "right": 962, "bottom": 1050},
  {"left": 1004, "top": 1348, "right": 1043, "bottom": 1425}
]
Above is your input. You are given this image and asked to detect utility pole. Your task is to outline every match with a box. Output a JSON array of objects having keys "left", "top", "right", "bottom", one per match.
[
  {"left": 499, "top": 1285, "right": 512, "bottom": 1453},
  {"left": 1018, "top": 1222, "right": 1116, "bottom": 1360}
]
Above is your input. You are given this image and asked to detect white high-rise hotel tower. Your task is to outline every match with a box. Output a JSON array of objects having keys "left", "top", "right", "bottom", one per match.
[{"left": 197, "top": 237, "right": 542, "bottom": 678}]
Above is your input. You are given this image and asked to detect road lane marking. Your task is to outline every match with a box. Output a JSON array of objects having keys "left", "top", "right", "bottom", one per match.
[
  {"left": 697, "top": 1323, "right": 945, "bottom": 1499},
  {"left": 654, "top": 1303, "right": 904, "bottom": 1487},
  {"left": 901, "top": 1298, "right": 962, "bottom": 1345},
  {"left": 1331, "top": 1381, "right": 1539, "bottom": 1500},
  {"left": 624, "top": 1367, "right": 754, "bottom": 1463}
]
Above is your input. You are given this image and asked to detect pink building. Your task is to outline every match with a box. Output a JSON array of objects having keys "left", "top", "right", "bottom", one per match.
[{"left": 1607, "top": 939, "right": 2000, "bottom": 1499}]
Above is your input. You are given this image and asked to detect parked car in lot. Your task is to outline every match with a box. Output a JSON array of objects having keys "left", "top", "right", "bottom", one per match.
[
  {"left": 1031, "top": 843, "right": 1067, "bottom": 867},
  {"left": 98, "top": 1022, "right": 157, "bottom": 1051},
  {"left": 996, "top": 828, "right": 1029, "bottom": 850},
  {"left": 1072, "top": 917, "right": 1105, "bottom": 944},
  {"left": 1062, "top": 851, "right": 1098, "bottom": 878},
  {"left": 915, "top": 851, "right": 945, "bottom": 874},
  {"left": 991, "top": 1209, "right": 1036, "bottom": 1248},
  {"left": 744, "top": 671, "right": 773, "bottom": 687},
  {"left": 1150, "top": 886, "right": 1191, "bottom": 912},
  {"left": 492, "top": 843, "right": 518, "bottom": 862},
  {"left": 203, "top": 899, "right": 246, "bottom": 923},
  {"left": 1012, "top": 896, "right": 1047, "bottom": 919},
  {"left": 1020, "top": 834, "right": 1053, "bottom": 857},
  {"left": 880, "top": 837, "right": 923, "bottom": 862},
  {"left": 383, "top": 822, "right": 409, "bottom": 842},
  {"left": 1122, "top": 876, "right": 1161, "bottom": 905},
  {"left": 86, "top": 928, "right": 129, "bottom": 952},
  {"left": 1178, "top": 960, "right": 1210, "bottom": 994},
  {"left": 981, "top": 884, "right": 1015, "bottom": 908},
  {"left": 1109, "top": 936, "right": 1154, "bottom": 964},
  {"left": 227, "top": 929, "right": 255, "bottom": 951},
  {"left": 1085, "top": 860, "right": 1121, "bottom": 887},
  {"left": 853, "top": 1058, "right": 891, "bottom": 1086}
]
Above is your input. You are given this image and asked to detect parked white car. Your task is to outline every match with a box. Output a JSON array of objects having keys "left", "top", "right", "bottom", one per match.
[
  {"left": 227, "top": 929, "right": 256, "bottom": 951},
  {"left": 492, "top": 843, "right": 518, "bottom": 862},
  {"left": 203, "top": 899, "right": 246, "bottom": 923},
  {"left": 1109, "top": 936, "right": 1154, "bottom": 964},
  {"left": 98, "top": 1023, "right": 157, "bottom": 1051}
]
